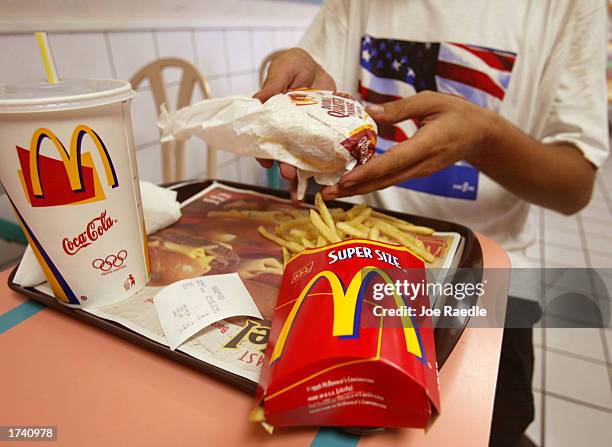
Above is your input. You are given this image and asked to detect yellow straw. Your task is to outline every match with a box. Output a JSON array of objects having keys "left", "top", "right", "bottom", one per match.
[{"left": 35, "top": 32, "right": 59, "bottom": 84}]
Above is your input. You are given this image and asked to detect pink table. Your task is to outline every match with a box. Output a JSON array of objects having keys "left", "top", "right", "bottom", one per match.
[{"left": 0, "top": 233, "right": 509, "bottom": 446}]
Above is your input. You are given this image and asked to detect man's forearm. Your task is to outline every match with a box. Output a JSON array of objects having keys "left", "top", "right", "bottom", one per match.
[{"left": 469, "top": 114, "right": 595, "bottom": 215}]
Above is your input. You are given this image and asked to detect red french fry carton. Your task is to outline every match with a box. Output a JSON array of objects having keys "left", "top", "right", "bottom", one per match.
[{"left": 253, "top": 239, "right": 440, "bottom": 429}]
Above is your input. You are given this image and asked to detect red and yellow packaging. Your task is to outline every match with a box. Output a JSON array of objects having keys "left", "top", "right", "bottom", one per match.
[{"left": 253, "top": 239, "right": 440, "bottom": 429}]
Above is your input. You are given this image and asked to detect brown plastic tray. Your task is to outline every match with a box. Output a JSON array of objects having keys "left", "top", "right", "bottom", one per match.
[{"left": 8, "top": 179, "right": 482, "bottom": 394}]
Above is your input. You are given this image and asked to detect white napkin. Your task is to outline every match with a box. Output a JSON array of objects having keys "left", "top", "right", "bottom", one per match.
[{"left": 12, "top": 181, "right": 182, "bottom": 287}]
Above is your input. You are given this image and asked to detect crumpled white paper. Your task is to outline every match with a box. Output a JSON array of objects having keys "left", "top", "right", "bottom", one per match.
[
  {"left": 158, "top": 90, "right": 377, "bottom": 199},
  {"left": 12, "top": 181, "right": 182, "bottom": 288}
]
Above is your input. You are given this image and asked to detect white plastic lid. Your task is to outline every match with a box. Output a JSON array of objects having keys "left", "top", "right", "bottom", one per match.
[{"left": 0, "top": 78, "right": 135, "bottom": 113}]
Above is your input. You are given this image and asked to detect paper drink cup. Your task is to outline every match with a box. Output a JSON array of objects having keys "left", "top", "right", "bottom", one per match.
[{"left": 0, "top": 79, "right": 150, "bottom": 307}]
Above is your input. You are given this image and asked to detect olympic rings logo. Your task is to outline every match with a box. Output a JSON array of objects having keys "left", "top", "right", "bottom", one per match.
[{"left": 92, "top": 250, "right": 128, "bottom": 272}]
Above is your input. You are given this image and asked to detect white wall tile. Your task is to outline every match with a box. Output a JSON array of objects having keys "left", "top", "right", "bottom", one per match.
[
  {"left": 545, "top": 350, "right": 612, "bottom": 409},
  {"left": 107, "top": 32, "right": 157, "bottom": 81},
  {"left": 251, "top": 29, "right": 275, "bottom": 74},
  {"left": 130, "top": 90, "right": 160, "bottom": 147},
  {"left": 291, "top": 29, "right": 306, "bottom": 45},
  {"left": 273, "top": 29, "right": 300, "bottom": 50},
  {"left": 194, "top": 30, "right": 228, "bottom": 77},
  {"left": 155, "top": 31, "right": 195, "bottom": 83},
  {"left": 0, "top": 34, "right": 46, "bottom": 84},
  {"left": 217, "top": 157, "right": 241, "bottom": 183},
  {"left": 182, "top": 138, "right": 208, "bottom": 180},
  {"left": 545, "top": 395, "right": 612, "bottom": 446},
  {"left": 225, "top": 30, "right": 253, "bottom": 73},
  {"left": 228, "top": 72, "right": 257, "bottom": 95},
  {"left": 136, "top": 144, "right": 163, "bottom": 184},
  {"left": 48, "top": 32, "right": 113, "bottom": 79},
  {"left": 237, "top": 155, "right": 267, "bottom": 187},
  {"left": 206, "top": 77, "right": 230, "bottom": 98},
  {"left": 216, "top": 149, "right": 238, "bottom": 166}
]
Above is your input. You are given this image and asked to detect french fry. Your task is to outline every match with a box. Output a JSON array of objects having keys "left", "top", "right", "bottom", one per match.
[
  {"left": 329, "top": 208, "right": 346, "bottom": 217},
  {"left": 369, "top": 218, "right": 434, "bottom": 262},
  {"left": 397, "top": 224, "right": 435, "bottom": 236},
  {"left": 371, "top": 210, "right": 435, "bottom": 236},
  {"left": 310, "top": 209, "right": 342, "bottom": 243},
  {"left": 315, "top": 193, "right": 338, "bottom": 235},
  {"left": 301, "top": 237, "right": 315, "bottom": 248},
  {"left": 276, "top": 217, "right": 312, "bottom": 233},
  {"left": 371, "top": 210, "right": 409, "bottom": 224},
  {"left": 355, "top": 223, "right": 370, "bottom": 232},
  {"left": 336, "top": 221, "right": 369, "bottom": 239},
  {"left": 346, "top": 204, "right": 367, "bottom": 218},
  {"left": 257, "top": 196, "right": 436, "bottom": 264},
  {"left": 208, "top": 209, "right": 285, "bottom": 222},
  {"left": 349, "top": 207, "right": 372, "bottom": 225},
  {"left": 289, "top": 229, "right": 307, "bottom": 239},
  {"left": 289, "top": 209, "right": 308, "bottom": 218},
  {"left": 282, "top": 247, "right": 290, "bottom": 265},
  {"left": 368, "top": 226, "right": 380, "bottom": 240},
  {"left": 258, "top": 226, "right": 304, "bottom": 253}
]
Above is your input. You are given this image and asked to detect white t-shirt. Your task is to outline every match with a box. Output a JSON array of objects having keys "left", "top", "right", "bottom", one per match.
[{"left": 299, "top": 0, "right": 609, "bottom": 269}]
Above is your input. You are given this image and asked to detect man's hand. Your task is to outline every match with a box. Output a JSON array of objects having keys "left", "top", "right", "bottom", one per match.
[
  {"left": 254, "top": 48, "right": 336, "bottom": 200},
  {"left": 254, "top": 48, "right": 336, "bottom": 102},
  {"left": 321, "top": 91, "right": 595, "bottom": 215},
  {"left": 321, "top": 91, "right": 496, "bottom": 199}
]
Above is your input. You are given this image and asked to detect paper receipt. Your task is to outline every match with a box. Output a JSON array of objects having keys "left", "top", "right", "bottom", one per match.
[{"left": 154, "top": 273, "right": 263, "bottom": 350}]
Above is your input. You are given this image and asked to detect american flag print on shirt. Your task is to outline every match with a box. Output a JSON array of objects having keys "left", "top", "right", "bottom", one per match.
[{"left": 359, "top": 35, "right": 517, "bottom": 200}]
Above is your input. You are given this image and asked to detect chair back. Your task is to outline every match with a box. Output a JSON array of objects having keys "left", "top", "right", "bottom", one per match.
[{"left": 131, "top": 58, "right": 216, "bottom": 182}]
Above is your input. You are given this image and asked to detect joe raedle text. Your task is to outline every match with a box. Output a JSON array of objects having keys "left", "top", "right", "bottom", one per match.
[{"left": 372, "top": 305, "right": 487, "bottom": 318}]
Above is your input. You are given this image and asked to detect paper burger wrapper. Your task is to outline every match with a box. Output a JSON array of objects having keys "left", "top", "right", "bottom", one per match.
[{"left": 158, "top": 89, "right": 377, "bottom": 199}]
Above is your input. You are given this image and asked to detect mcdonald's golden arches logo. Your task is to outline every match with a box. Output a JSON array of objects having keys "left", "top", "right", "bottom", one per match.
[
  {"left": 16, "top": 124, "right": 118, "bottom": 207},
  {"left": 270, "top": 266, "right": 424, "bottom": 365}
]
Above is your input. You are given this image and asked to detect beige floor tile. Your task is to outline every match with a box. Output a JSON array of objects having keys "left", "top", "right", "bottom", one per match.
[
  {"left": 534, "top": 344, "right": 544, "bottom": 378},
  {"left": 543, "top": 226, "right": 583, "bottom": 249},
  {"left": 586, "top": 252, "right": 612, "bottom": 268},
  {"left": 525, "top": 390, "right": 543, "bottom": 446},
  {"left": 605, "top": 329, "right": 612, "bottom": 360},
  {"left": 545, "top": 394, "right": 612, "bottom": 447},
  {"left": 545, "top": 328, "right": 607, "bottom": 363},
  {"left": 544, "top": 244, "right": 587, "bottom": 268},
  {"left": 580, "top": 200, "right": 612, "bottom": 221},
  {"left": 543, "top": 211, "right": 579, "bottom": 232},
  {"left": 582, "top": 219, "right": 612, "bottom": 241},
  {"left": 545, "top": 350, "right": 612, "bottom": 409}
]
